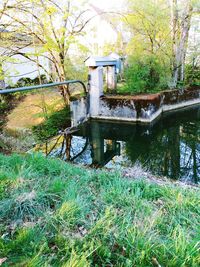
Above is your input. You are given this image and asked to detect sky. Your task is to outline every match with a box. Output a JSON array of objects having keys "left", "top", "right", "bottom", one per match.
[
  {"left": 83, "top": 0, "right": 125, "bottom": 54},
  {"left": 89, "top": 0, "right": 124, "bottom": 11}
]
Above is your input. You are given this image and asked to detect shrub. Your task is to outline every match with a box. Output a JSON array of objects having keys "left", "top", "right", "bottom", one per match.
[
  {"left": 16, "top": 75, "right": 48, "bottom": 87},
  {"left": 16, "top": 77, "right": 33, "bottom": 87},
  {"left": 32, "top": 74, "right": 48, "bottom": 85},
  {"left": 185, "top": 64, "right": 200, "bottom": 85},
  {"left": 122, "top": 55, "right": 169, "bottom": 94},
  {"left": 32, "top": 107, "right": 71, "bottom": 142}
]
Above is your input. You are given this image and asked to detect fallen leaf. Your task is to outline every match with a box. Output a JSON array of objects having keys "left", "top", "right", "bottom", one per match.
[{"left": 0, "top": 258, "right": 7, "bottom": 266}]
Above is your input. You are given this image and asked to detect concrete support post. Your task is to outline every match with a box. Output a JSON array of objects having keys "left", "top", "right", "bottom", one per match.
[
  {"left": 90, "top": 121, "right": 104, "bottom": 166},
  {"left": 70, "top": 97, "right": 87, "bottom": 127},
  {"left": 89, "top": 66, "right": 103, "bottom": 116},
  {"left": 106, "top": 66, "right": 117, "bottom": 91}
]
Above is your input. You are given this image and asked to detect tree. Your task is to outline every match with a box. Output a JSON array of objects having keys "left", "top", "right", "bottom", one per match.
[
  {"left": 1, "top": 0, "right": 92, "bottom": 103},
  {"left": 125, "top": 0, "right": 171, "bottom": 60},
  {"left": 122, "top": 0, "right": 172, "bottom": 91},
  {"left": 0, "top": 0, "right": 10, "bottom": 87},
  {"left": 171, "top": 0, "right": 194, "bottom": 87},
  {"left": 124, "top": 0, "right": 199, "bottom": 89}
]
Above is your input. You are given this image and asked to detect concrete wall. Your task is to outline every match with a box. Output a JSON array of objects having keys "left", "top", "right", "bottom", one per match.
[{"left": 71, "top": 85, "right": 200, "bottom": 125}]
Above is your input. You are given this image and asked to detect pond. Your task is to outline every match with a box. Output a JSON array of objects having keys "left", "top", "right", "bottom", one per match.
[{"left": 35, "top": 105, "right": 200, "bottom": 184}]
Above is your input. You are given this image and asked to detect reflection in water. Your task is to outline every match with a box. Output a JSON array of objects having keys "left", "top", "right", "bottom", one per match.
[{"left": 35, "top": 105, "right": 200, "bottom": 183}]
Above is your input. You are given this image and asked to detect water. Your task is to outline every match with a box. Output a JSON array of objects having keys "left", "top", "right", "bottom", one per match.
[{"left": 36, "top": 105, "right": 200, "bottom": 184}]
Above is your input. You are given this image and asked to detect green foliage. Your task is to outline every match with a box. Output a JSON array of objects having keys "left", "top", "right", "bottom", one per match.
[
  {"left": 0, "top": 94, "right": 19, "bottom": 128},
  {"left": 185, "top": 64, "right": 200, "bottom": 85},
  {"left": 0, "top": 96, "right": 9, "bottom": 114},
  {"left": 119, "top": 55, "right": 169, "bottom": 94},
  {"left": 0, "top": 63, "right": 4, "bottom": 81},
  {"left": 122, "top": 0, "right": 172, "bottom": 91},
  {"left": 15, "top": 75, "right": 48, "bottom": 87},
  {"left": 32, "top": 107, "right": 71, "bottom": 142},
  {"left": 125, "top": 0, "right": 171, "bottom": 57},
  {"left": 0, "top": 153, "right": 199, "bottom": 266}
]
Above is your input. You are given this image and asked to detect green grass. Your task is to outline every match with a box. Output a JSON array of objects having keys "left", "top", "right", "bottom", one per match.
[
  {"left": 0, "top": 153, "right": 199, "bottom": 266},
  {"left": 115, "top": 82, "right": 163, "bottom": 95}
]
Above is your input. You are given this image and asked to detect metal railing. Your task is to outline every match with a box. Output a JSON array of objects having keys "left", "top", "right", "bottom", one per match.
[{"left": 0, "top": 80, "right": 87, "bottom": 95}]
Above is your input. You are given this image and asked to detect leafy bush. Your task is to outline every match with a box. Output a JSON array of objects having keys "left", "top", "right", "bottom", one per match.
[
  {"left": 16, "top": 77, "right": 33, "bottom": 87},
  {"left": 16, "top": 75, "right": 48, "bottom": 87},
  {"left": 32, "top": 107, "right": 71, "bottom": 142},
  {"left": 185, "top": 64, "right": 200, "bottom": 85},
  {"left": 0, "top": 96, "right": 9, "bottom": 113},
  {"left": 0, "top": 94, "right": 16, "bottom": 115},
  {"left": 121, "top": 55, "right": 169, "bottom": 94},
  {"left": 32, "top": 74, "right": 48, "bottom": 85}
]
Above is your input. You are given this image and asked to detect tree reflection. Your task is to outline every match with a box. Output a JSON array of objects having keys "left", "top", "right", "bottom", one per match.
[{"left": 126, "top": 114, "right": 200, "bottom": 183}]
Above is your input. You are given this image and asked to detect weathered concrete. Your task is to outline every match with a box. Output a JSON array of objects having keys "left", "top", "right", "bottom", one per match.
[
  {"left": 95, "top": 86, "right": 200, "bottom": 123},
  {"left": 70, "top": 97, "right": 87, "bottom": 127},
  {"left": 106, "top": 66, "right": 117, "bottom": 91},
  {"left": 89, "top": 67, "right": 104, "bottom": 117},
  {"left": 70, "top": 86, "right": 200, "bottom": 125}
]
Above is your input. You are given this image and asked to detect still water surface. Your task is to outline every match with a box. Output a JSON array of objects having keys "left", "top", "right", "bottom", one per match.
[{"left": 36, "top": 105, "right": 200, "bottom": 184}]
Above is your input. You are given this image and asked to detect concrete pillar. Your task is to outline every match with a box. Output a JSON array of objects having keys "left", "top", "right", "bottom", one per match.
[
  {"left": 106, "top": 66, "right": 117, "bottom": 91},
  {"left": 70, "top": 97, "right": 87, "bottom": 127},
  {"left": 90, "top": 121, "right": 104, "bottom": 166},
  {"left": 89, "top": 66, "right": 103, "bottom": 116}
]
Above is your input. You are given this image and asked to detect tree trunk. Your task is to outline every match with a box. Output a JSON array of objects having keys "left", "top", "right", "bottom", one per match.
[
  {"left": 171, "top": 0, "right": 193, "bottom": 87},
  {"left": 171, "top": 0, "right": 179, "bottom": 87}
]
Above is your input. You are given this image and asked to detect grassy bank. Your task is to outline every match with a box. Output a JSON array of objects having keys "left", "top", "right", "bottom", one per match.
[
  {"left": 0, "top": 153, "right": 199, "bottom": 266},
  {"left": 0, "top": 89, "right": 68, "bottom": 154}
]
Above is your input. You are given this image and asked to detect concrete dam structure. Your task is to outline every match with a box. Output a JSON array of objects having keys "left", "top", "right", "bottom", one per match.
[{"left": 70, "top": 54, "right": 200, "bottom": 126}]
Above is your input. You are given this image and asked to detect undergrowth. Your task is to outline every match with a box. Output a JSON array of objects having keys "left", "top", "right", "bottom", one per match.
[
  {"left": 32, "top": 107, "right": 71, "bottom": 142},
  {"left": 0, "top": 153, "right": 199, "bottom": 266}
]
